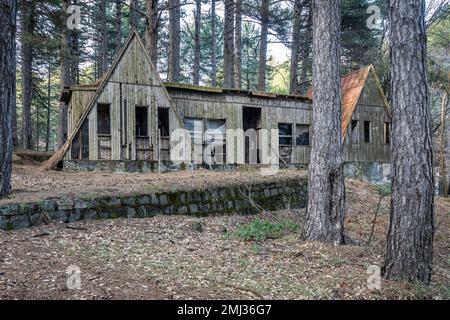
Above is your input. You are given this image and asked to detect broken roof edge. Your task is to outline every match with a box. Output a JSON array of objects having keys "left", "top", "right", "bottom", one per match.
[{"left": 164, "top": 82, "right": 311, "bottom": 102}]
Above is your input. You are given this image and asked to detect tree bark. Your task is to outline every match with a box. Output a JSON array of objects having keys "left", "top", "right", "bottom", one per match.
[
  {"left": 0, "top": 0, "right": 17, "bottom": 197},
  {"left": 299, "top": 5, "right": 312, "bottom": 95},
  {"left": 257, "top": 0, "right": 269, "bottom": 91},
  {"left": 145, "top": 0, "right": 158, "bottom": 66},
  {"left": 70, "top": 0, "right": 79, "bottom": 85},
  {"left": 58, "top": 0, "right": 71, "bottom": 148},
  {"left": 289, "top": 0, "right": 304, "bottom": 95},
  {"left": 382, "top": 0, "right": 434, "bottom": 285},
  {"left": 234, "top": 0, "right": 242, "bottom": 89},
  {"left": 223, "top": 0, "right": 235, "bottom": 88},
  {"left": 302, "top": 0, "right": 346, "bottom": 244},
  {"left": 168, "top": 0, "right": 180, "bottom": 82},
  {"left": 115, "top": 0, "right": 122, "bottom": 53},
  {"left": 210, "top": 0, "right": 217, "bottom": 86},
  {"left": 130, "top": 0, "right": 138, "bottom": 30},
  {"left": 193, "top": 0, "right": 201, "bottom": 85},
  {"left": 98, "top": 0, "right": 108, "bottom": 77},
  {"left": 20, "top": 0, "right": 34, "bottom": 150},
  {"left": 46, "top": 58, "right": 51, "bottom": 152},
  {"left": 440, "top": 93, "right": 448, "bottom": 197}
]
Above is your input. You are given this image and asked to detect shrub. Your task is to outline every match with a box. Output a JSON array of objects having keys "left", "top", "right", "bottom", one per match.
[{"left": 233, "top": 218, "right": 299, "bottom": 241}]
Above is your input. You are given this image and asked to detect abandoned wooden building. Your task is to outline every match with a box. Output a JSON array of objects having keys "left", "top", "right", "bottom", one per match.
[{"left": 52, "top": 31, "right": 391, "bottom": 183}]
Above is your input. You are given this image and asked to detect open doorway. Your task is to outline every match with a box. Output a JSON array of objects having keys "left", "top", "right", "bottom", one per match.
[
  {"left": 242, "top": 107, "right": 261, "bottom": 164},
  {"left": 158, "top": 107, "right": 170, "bottom": 161}
]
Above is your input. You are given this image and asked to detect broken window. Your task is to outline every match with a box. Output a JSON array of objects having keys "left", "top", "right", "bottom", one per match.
[
  {"left": 384, "top": 122, "right": 390, "bottom": 144},
  {"left": 278, "top": 123, "right": 293, "bottom": 145},
  {"left": 350, "top": 120, "right": 359, "bottom": 144},
  {"left": 184, "top": 117, "right": 204, "bottom": 163},
  {"left": 158, "top": 107, "right": 170, "bottom": 137},
  {"left": 135, "top": 106, "right": 148, "bottom": 137},
  {"left": 296, "top": 124, "right": 310, "bottom": 146},
  {"left": 97, "top": 104, "right": 111, "bottom": 135},
  {"left": 364, "top": 121, "right": 372, "bottom": 143},
  {"left": 205, "top": 119, "right": 226, "bottom": 164}
]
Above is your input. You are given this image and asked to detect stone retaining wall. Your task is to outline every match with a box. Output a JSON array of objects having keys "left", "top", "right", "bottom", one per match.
[{"left": 0, "top": 178, "right": 308, "bottom": 230}]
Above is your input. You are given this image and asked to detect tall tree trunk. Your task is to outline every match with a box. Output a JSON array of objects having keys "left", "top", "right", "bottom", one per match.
[
  {"left": 168, "top": 0, "right": 180, "bottom": 82},
  {"left": 223, "top": 0, "right": 235, "bottom": 88},
  {"left": 35, "top": 98, "right": 39, "bottom": 151},
  {"left": 257, "top": 0, "right": 269, "bottom": 91},
  {"left": 439, "top": 93, "right": 448, "bottom": 197},
  {"left": 145, "top": 0, "right": 158, "bottom": 66},
  {"left": 58, "top": 0, "right": 71, "bottom": 148},
  {"left": 289, "top": 0, "right": 304, "bottom": 95},
  {"left": 20, "top": 0, "right": 34, "bottom": 150},
  {"left": 234, "top": 0, "right": 242, "bottom": 89},
  {"left": 12, "top": 97, "right": 17, "bottom": 148},
  {"left": 210, "top": 0, "right": 217, "bottom": 86},
  {"left": 299, "top": 5, "right": 312, "bottom": 95},
  {"left": 383, "top": 0, "right": 434, "bottom": 285},
  {"left": 302, "top": 0, "right": 346, "bottom": 244},
  {"left": 46, "top": 58, "right": 51, "bottom": 152},
  {"left": 193, "top": 0, "right": 201, "bottom": 85},
  {"left": 0, "top": 0, "right": 17, "bottom": 197},
  {"left": 70, "top": 0, "right": 79, "bottom": 84},
  {"left": 98, "top": 0, "right": 108, "bottom": 77},
  {"left": 130, "top": 0, "right": 138, "bottom": 30},
  {"left": 115, "top": 0, "right": 122, "bottom": 53}
]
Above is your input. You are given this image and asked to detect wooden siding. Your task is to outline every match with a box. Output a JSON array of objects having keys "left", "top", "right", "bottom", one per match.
[
  {"left": 67, "top": 89, "right": 96, "bottom": 137},
  {"left": 168, "top": 89, "right": 312, "bottom": 164},
  {"left": 343, "top": 104, "right": 390, "bottom": 162}
]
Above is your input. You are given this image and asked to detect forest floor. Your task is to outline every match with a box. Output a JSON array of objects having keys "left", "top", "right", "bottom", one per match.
[{"left": 0, "top": 164, "right": 449, "bottom": 300}]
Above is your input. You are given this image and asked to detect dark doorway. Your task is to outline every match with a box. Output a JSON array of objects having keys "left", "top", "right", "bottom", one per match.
[
  {"left": 158, "top": 108, "right": 170, "bottom": 161},
  {"left": 135, "top": 106, "right": 148, "bottom": 137},
  {"left": 243, "top": 107, "right": 261, "bottom": 164}
]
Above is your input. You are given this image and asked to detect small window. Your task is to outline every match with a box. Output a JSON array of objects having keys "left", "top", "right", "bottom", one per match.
[
  {"left": 296, "top": 124, "right": 310, "bottom": 146},
  {"left": 278, "top": 123, "right": 293, "bottom": 145},
  {"left": 350, "top": 120, "right": 359, "bottom": 144},
  {"left": 97, "top": 104, "right": 111, "bottom": 135},
  {"left": 206, "top": 119, "right": 226, "bottom": 164},
  {"left": 135, "top": 106, "right": 148, "bottom": 137},
  {"left": 384, "top": 122, "right": 390, "bottom": 144},
  {"left": 364, "top": 121, "right": 372, "bottom": 143}
]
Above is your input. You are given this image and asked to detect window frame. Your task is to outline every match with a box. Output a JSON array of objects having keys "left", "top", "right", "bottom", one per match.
[
  {"left": 97, "top": 103, "right": 111, "bottom": 136},
  {"left": 363, "top": 120, "right": 372, "bottom": 144},
  {"left": 278, "top": 123, "right": 293, "bottom": 146},
  {"left": 295, "top": 124, "right": 310, "bottom": 146},
  {"left": 135, "top": 105, "right": 149, "bottom": 137}
]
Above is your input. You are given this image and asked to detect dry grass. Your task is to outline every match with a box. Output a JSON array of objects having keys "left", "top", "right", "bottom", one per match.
[{"left": 0, "top": 164, "right": 307, "bottom": 205}]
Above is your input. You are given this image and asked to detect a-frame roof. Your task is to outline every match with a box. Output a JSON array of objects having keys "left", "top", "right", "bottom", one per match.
[
  {"left": 44, "top": 30, "right": 181, "bottom": 170},
  {"left": 306, "top": 65, "right": 391, "bottom": 139}
]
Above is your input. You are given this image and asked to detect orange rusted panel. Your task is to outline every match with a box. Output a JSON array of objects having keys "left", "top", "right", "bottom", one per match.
[{"left": 306, "top": 66, "right": 371, "bottom": 139}]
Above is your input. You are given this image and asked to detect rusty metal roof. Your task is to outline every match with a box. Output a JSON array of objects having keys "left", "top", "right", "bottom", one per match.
[{"left": 306, "top": 65, "right": 373, "bottom": 138}]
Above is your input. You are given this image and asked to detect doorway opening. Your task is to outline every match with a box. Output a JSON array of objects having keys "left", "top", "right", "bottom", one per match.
[{"left": 242, "top": 107, "right": 261, "bottom": 164}]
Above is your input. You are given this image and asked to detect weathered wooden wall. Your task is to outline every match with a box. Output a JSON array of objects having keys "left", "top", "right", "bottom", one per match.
[
  {"left": 343, "top": 72, "right": 391, "bottom": 162},
  {"left": 66, "top": 34, "right": 174, "bottom": 162},
  {"left": 167, "top": 88, "right": 312, "bottom": 164}
]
